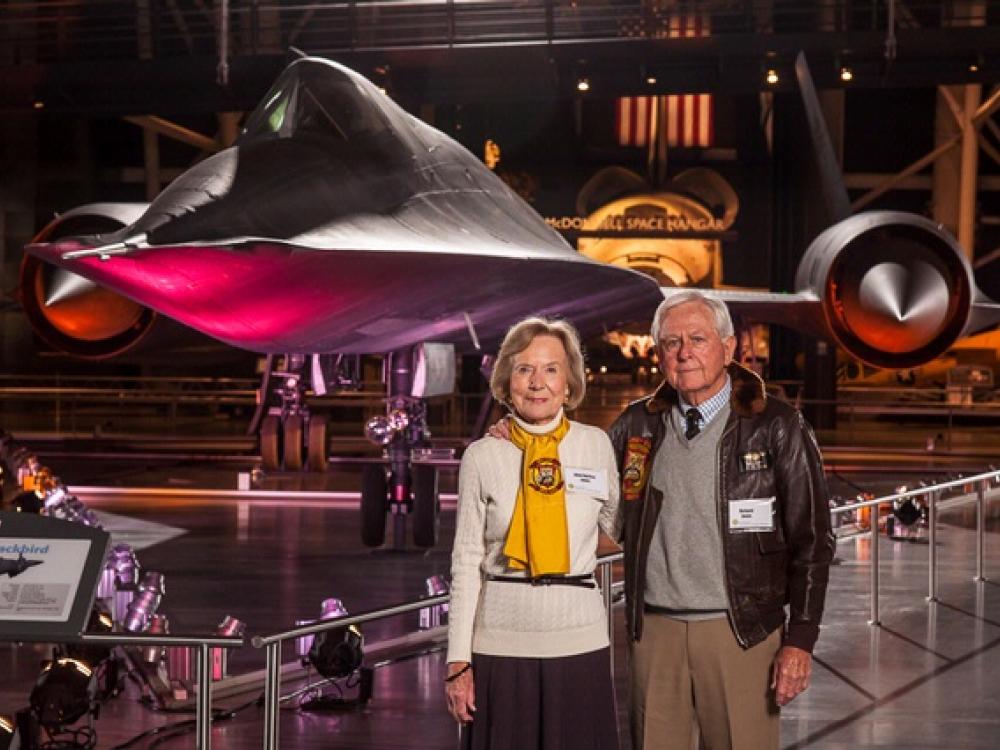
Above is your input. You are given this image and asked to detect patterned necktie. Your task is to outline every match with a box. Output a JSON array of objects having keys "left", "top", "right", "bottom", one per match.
[{"left": 684, "top": 407, "right": 703, "bottom": 440}]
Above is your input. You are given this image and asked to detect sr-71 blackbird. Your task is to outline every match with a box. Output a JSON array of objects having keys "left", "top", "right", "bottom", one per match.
[
  {"left": 21, "top": 55, "right": 1000, "bottom": 548},
  {"left": 0, "top": 554, "right": 44, "bottom": 579}
]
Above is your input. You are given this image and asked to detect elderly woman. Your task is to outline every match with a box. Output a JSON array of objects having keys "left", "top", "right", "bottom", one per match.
[{"left": 445, "top": 316, "right": 621, "bottom": 749}]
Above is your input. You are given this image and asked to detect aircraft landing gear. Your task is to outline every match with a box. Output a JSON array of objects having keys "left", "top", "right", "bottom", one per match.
[
  {"left": 361, "top": 347, "right": 446, "bottom": 550},
  {"left": 253, "top": 355, "right": 330, "bottom": 472}
]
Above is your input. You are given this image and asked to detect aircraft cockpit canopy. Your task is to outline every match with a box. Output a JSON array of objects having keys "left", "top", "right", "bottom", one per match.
[{"left": 241, "top": 59, "right": 393, "bottom": 147}]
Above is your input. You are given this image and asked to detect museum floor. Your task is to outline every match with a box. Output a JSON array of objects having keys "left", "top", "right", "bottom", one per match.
[{"left": 2, "top": 423, "right": 999, "bottom": 748}]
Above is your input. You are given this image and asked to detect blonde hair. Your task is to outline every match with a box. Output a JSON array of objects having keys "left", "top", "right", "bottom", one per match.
[{"left": 490, "top": 317, "right": 586, "bottom": 411}]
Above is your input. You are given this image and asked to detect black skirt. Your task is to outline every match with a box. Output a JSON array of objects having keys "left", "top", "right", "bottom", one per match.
[{"left": 460, "top": 647, "right": 619, "bottom": 750}]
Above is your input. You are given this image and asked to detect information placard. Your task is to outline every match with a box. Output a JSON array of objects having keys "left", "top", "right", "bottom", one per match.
[{"left": 0, "top": 512, "right": 109, "bottom": 643}]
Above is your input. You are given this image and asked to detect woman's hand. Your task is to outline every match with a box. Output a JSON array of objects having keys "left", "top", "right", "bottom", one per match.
[
  {"left": 487, "top": 416, "right": 511, "bottom": 441},
  {"left": 445, "top": 661, "right": 476, "bottom": 723}
]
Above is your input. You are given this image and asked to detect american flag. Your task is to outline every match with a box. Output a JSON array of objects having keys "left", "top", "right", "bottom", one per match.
[{"left": 615, "top": 14, "right": 714, "bottom": 149}]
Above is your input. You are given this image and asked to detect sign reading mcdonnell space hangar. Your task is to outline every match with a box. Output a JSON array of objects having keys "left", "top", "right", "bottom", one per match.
[
  {"left": 0, "top": 512, "right": 109, "bottom": 642},
  {"left": 545, "top": 213, "right": 726, "bottom": 233}
]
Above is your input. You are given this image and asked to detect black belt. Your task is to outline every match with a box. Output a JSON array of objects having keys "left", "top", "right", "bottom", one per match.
[
  {"left": 644, "top": 603, "right": 727, "bottom": 616},
  {"left": 487, "top": 573, "right": 596, "bottom": 589}
]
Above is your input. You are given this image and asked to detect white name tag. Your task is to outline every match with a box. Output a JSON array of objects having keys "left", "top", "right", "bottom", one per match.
[
  {"left": 729, "top": 497, "right": 776, "bottom": 532},
  {"left": 565, "top": 467, "right": 608, "bottom": 499}
]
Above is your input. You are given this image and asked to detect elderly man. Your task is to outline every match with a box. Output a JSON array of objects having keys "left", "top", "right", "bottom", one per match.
[{"left": 609, "top": 289, "right": 834, "bottom": 750}]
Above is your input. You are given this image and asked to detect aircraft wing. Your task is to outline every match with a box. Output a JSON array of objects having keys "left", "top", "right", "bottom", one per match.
[
  {"left": 27, "top": 237, "right": 661, "bottom": 354},
  {"left": 23, "top": 57, "right": 663, "bottom": 356},
  {"left": 660, "top": 286, "right": 829, "bottom": 339}
]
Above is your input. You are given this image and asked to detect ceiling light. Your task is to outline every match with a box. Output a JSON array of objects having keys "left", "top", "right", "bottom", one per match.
[
  {"left": 840, "top": 66, "right": 853, "bottom": 82},
  {"left": 576, "top": 77, "right": 590, "bottom": 92},
  {"left": 765, "top": 69, "right": 779, "bottom": 85}
]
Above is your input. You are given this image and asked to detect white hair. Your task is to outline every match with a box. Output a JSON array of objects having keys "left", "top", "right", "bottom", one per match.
[{"left": 650, "top": 290, "right": 735, "bottom": 342}]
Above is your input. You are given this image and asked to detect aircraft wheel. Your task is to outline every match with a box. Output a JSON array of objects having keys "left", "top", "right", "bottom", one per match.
[
  {"left": 283, "top": 415, "right": 304, "bottom": 471},
  {"left": 307, "top": 415, "right": 328, "bottom": 472},
  {"left": 361, "top": 464, "right": 388, "bottom": 547},
  {"left": 260, "top": 415, "right": 282, "bottom": 472},
  {"left": 412, "top": 464, "right": 439, "bottom": 549}
]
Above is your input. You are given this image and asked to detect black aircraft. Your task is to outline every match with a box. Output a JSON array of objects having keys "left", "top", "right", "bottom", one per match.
[
  {"left": 21, "top": 55, "right": 1000, "bottom": 549},
  {"left": 21, "top": 57, "right": 663, "bottom": 549},
  {"left": 0, "top": 553, "right": 44, "bottom": 578}
]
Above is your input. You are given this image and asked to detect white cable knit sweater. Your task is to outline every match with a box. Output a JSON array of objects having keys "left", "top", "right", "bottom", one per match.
[{"left": 446, "top": 412, "right": 621, "bottom": 664}]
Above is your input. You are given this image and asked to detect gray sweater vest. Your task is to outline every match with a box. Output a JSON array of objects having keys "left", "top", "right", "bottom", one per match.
[{"left": 643, "top": 403, "right": 731, "bottom": 617}]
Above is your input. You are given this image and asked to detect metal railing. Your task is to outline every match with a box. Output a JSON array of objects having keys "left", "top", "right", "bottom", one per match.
[
  {"left": 0, "top": 1, "right": 988, "bottom": 66},
  {"left": 251, "top": 551, "right": 623, "bottom": 749},
  {"left": 77, "top": 631, "right": 245, "bottom": 750},
  {"left": 831, "top": 469, "right": 1000, "bottom": 625}
]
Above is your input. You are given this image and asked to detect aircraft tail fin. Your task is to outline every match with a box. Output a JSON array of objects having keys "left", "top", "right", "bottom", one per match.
[{"left": 794, "top": 52, "right": 852, "bottom": 224}]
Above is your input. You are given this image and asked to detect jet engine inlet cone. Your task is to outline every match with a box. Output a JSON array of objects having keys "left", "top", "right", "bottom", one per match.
[{"left": 846, "top": 259, "right": 951, "bottom": 353}]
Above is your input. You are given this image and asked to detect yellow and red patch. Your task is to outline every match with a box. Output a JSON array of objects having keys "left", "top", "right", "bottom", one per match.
[
  {"left": 527, "top": 457, "right": 564, "bottom": 494},
  {"left": 622, "top": 437, "right": 652, "bottom": 501}
]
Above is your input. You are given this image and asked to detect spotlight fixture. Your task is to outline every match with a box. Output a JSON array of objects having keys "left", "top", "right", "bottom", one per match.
[
  {"left": 840, "top": 66, "right": 853, "bottom": 82},
  {"left": 29, "top": 658, "right": 97, "bottom": 733},
  {"left": 10, "top": 490, "right": 42, "bottom": 513},
  {"left": 123, "top": 571, "right": 165, "bottom": 633},
  {"left": 64, "top": 602, "right": 115, "bottom": 667},
  {"left": 212, "top": 615, "right": 247, "bottom": 679},
  {"left": 110, "top": 544, "right": 140, "bottom": 622},
  {"left": 0, "top": 715, "right": 14, "bottom": 750},
  {"left": 419, "top": 575, "right": 450, "bottom": 629},
  {"left": 305, "top": 599, "right": 363, "bottom": 680},
  {"left": 646, "top": 74, "right": 657, "bottom": 85},
  {"left": 765, "top": 68, "right": 779, "bottom": 85},
  {"left": 576, "top": 77, "right": 591, "bottom": 92},
  {"left": 892, "top": 496, "right": 923, "bottom": 527},
  {"left": 143, "top": 614, "right": 170, "bottom": 664}
]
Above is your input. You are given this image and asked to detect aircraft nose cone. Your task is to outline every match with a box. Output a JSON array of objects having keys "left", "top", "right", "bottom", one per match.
[{"left": 846, "top": 260, "right": 951, "bottom": 353}]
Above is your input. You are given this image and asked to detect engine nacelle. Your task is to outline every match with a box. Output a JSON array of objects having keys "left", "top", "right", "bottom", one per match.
[
  {"left": 19, "top": 203, "right": 155, "bottom": 359},
  {"left": 796, "top": 211, "right": 973, "bottom": 369}
]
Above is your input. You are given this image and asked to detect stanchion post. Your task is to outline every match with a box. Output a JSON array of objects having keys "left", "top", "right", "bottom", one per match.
[
  {"left": 263, "top": 641, "right": 282, "bottom": 750},
  {"left": 976, "top": 480, "right": 987, "bottom": 582},
  {"left": 869, "top": 500, "right": 880, "bottom": 626},
  {"left": 927, "top": 490, "right": 939, "bottom": 602},
  {"left": 197, "top": 642, "right": 212, "bottom": 749},
  {"left": 598, "top": 560, "right": 614, "bottom": 677}
]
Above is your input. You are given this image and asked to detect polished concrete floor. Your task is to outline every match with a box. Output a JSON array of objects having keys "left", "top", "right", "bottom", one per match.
[{"left": 2, "top": 457, "right": 999, "bottom": 748}]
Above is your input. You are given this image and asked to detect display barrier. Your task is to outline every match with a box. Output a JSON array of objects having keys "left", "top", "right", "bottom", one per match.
[
  {"left": 250, "top": 468, "right": 999, "bottom": 748},
  {"left": 829, "top": 469, "right": 1000, "bottom": 624},
  {"left": 77, "top": 632, "right": 245, "bottom": 750}
]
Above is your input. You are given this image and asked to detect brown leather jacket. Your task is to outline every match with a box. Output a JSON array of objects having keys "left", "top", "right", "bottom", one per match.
[{"left": 608, "top": 363, "right": 835, "bottom": 653}]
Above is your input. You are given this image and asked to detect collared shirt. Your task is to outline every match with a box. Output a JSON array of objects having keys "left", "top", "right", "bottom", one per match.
[{"left": 674, "top": 375, "right": 732, "bottom": 435}]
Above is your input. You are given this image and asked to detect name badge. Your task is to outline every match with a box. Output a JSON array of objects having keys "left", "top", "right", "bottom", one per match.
[
  {"left": 739, "top": 450, "right": 772, "bottom": 472},
  {"left": 729, "top": 497, "right": 775, "bottom": 533},
  {"left": 565, "top": 467, "right": 608, "bottom": 499}
]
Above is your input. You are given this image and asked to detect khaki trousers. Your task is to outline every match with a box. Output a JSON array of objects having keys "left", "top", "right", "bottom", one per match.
[{"left": 629, "top": 614, "right": 781, "bottom": 750}]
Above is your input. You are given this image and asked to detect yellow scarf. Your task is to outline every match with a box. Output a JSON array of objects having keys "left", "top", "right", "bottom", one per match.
[{"left": 503, "top": 414, "right": 571, "bottom": 576}]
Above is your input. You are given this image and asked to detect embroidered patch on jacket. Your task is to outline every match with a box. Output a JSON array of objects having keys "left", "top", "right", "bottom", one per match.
[
  {"left": 739, "top": 450, "right": 772, "bottom": 472},
  {"left": 528, "top": 458, "right": 564, "bottom": 493},
  {"left": 622, "top": 437, "right": 652, "bottom": 501}
]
